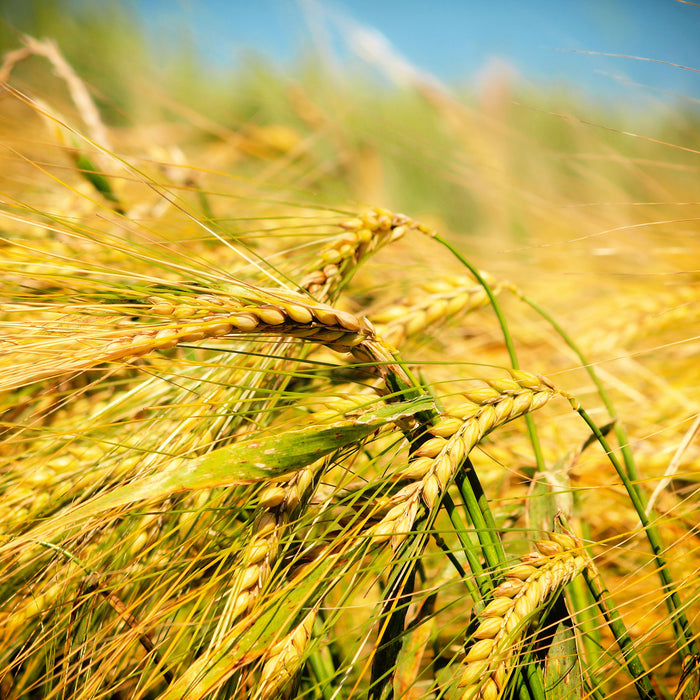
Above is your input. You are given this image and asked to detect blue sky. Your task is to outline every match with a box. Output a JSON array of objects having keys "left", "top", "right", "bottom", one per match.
[{"left": 134, "top": 0, "right": 700, "bottom": 101}]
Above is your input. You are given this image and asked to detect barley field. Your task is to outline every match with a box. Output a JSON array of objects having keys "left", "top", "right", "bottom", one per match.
[{"left": 0, "top": 4, "right": 698, "bottom": 700}]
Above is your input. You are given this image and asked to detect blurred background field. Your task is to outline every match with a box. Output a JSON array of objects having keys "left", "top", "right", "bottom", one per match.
[
  {"left": 1, "top": 0, "right": 698, "bottom": 375},
  {"left": 0, "top": 1, "right": 699, "bottom": 698}
]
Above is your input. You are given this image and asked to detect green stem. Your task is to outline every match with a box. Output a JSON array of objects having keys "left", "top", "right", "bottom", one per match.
[
  {"left": 441, "top": 493, "right": 487, "bottom": 599},
  {"left": 454, "top": 461, "right": 506, "bottom": 580},
  {"left": 369, "top": 532, "right": 421, "bottom": 700},
  {"left": 568, "top": 575, "right": 604, "bottom": 691},
  {"left": 433, "top": 235, "right": 546, "bottom": 472}
]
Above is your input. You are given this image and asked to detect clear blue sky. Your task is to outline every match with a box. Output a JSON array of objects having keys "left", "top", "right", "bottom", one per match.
[{"left": 134, "top": 0, "right": 700, "bottom": 101}]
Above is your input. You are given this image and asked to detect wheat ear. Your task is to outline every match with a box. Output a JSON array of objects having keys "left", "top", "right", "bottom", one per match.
[
  {"left": 371, "top": 273, "right": 507, "bottom": 348},
  {"left": 367, "top": 371, "right": 561, "bottom": 545},
  {"left": 254, "top": 605, "right": 319, "bottom": 699},
  {"left": 456, "top": 531, "right": 589, "bottom": 700},
  {"left": 2, "top": 287, "right": 378, "bottom": 391},
  {"left": 209, "top": 460, "right": 324, "bottom": 641},
  {"left": 300, "top": 207, "right": 434, "bottom": 297}
]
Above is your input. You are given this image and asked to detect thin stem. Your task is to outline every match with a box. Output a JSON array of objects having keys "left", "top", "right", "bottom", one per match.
[
  {"left": 441, "top": 492, "right": 486, "bottom": 599},
  {"left": 433, "top": 235, "right": 546, "bottom": 471},
  {"left": 454, "top": 461, "right": 506, "bottom": 582}
]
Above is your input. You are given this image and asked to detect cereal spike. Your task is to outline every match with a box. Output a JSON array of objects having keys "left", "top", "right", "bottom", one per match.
[
  {"left": 456, "top": 530, "right": 589, "bottom": 699},
  {"left": 211, "top": 456, "right": 330, "bottom": 637},
  {"left": 300, "top": 208, "right": 432, "bottom": 297},
  {"left": 4, "top": 290, "right": 385, "bottom": 390},
  {"left": 256, "top": 606, "right": 318, "bottom": 699},
  {"left": 371, "top": 275, "right": 506, "bottom": 348},
  {"left": 376, "top": 373, "right": 562, "bottom": 546}
]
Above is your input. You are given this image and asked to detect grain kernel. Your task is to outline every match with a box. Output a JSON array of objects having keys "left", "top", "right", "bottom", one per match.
[
  {"left": 424, "top": 298, "right": 448, "bottom": 324},
  {"left": 506, "top": 564, "right": 538, "bottom": 580},
  {"left": 333, "top": 309, "right": 362, "bottom": 332},
  {"left": 482, "top": 597, "right": 513, "bottom": 617},
  {"left": 514, "top": 595, "right": 534, "bottom": 620},
  {"left": 356, "top": 227, "right": 372, "bottom": 243},
  {"left": 322, "top": 263, "right": 339, "bottom": 277},
  {"left": 337, "top": 243, "right": 354, "bottom": 259},
  {"left": 531, "top": 391, "right": 553, "bottom": 410},
  {"left": 474, "top": 617, "right": 503, "bottom": 639},
  {"left": 321, "top": 248, "right": 342, "bottom": 264},
  {"left": 400, "top": 457, "right": 434, "bottom": 479},
  {"left": 329, "top": 333, "right": 365, "bottom": 349},
  {"left": 372, "top": 306, "right": 406, "bottom": 324},
  {"left": 422, "top": 474, "right": 440, "bottom": 508},
  {"left": 536, "top": 540, "right": 563, "bottom": 556},
  {"left": 487, "top": 376, "right": 521, "bottom": 393},
  {"left": 371, "top": 519, "right": 397, "bottom": 544},
  {"left": 463, "top": 386, "right": 502, "bottom": 404},
  {"left": 233, "top": 591, "right": 250, "bottom": 617},
  {"left": 255, "top": 305, "right": 286, "bottom": 325},
  {"left": 172, "top": 305, "right": 197, "bottom": 319},
  {"left": 179, "top": 327, "right": 206, "bottom": 342},
  {"left": 449, "top": 401, "right": 480, "bottom": 420},
  {"left": 458, "top": 659, "right": 488, "bottom": 686},
  {"left": 492, "top": 396, "right": 514, "bottom": 425},
  {"left": 429, "top": 416, "right": 463, "bottom": 438},
  {"left": 549, "top": 532, "right": 577, "bottom": 550},
  {"left": 284, "top": 304, "right": 314, "bottom": 324},
  {"left": 482, "top": 678, "right": 499, "bottom": 700},
  {"left": 150, "top": 302, "right": 175, "bottom": 315},
  {"left": 415, "top": 437, "right": 447, "bottom": 458},
  {"left": 231, "top": 313, "right": 259, "bottom": 331},
  {"left": 128, "top": 333, "right": 155, "bottom": 355},
  {"left": 248, "top": 541, "right": 270, "bottom": 565},
  {"left": 492, "top": 579, "right": 525, "bottom": 598},
  {"left": 405, "top": 310, "right": 427, "bottom": 336},
  {"left": 206, "top": 321, "right": 233, "bottom": 337},
  {"left": 477, "top": 405, "right": 497, "bottom": 433},
  {"left": 240, "top": 564, "right": 260, "bottom": 590},
  {"left": 339, "top": 217, "right": 363, "bottom": 230},
  {"left": 312, "top": 306, "right": 339, "bottom": 326},
  {"left": 520, "top": 552, "right": 545, "bottom": 566},
  {"left": 154, "top": 328, "right": 179, "bottom": 349},
  {"left": 510, "top": 370, "right": 541, "bottom": 389},
  {"left": 465, "top": 638, "right": 494, "bottom": 662},
  {"left": 254, "top": 512, "right": 277, "bottom": 538},
  {"left": 434, "top": 454, "right": 453, "bottom": 489},
  {"left": 259, "top": 486, "right": 286, "bottom": 508}
]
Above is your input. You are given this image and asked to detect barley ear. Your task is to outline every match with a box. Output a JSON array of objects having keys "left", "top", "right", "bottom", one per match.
[
  {"left": 456, "top": 530, "right": 590, "bottom": 700},
  {"left": 255, "top": 606, "right": 319, "bottom": 699}
]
